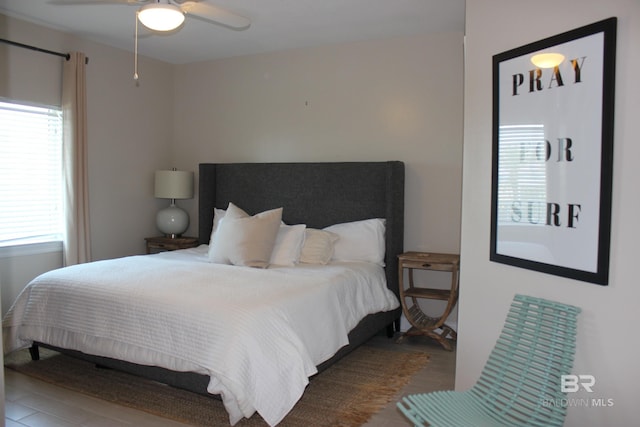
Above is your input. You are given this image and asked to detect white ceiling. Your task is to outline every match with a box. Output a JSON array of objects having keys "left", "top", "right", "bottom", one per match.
[{"left": 0, "top": 0, "right": 465, "bottom": 64}]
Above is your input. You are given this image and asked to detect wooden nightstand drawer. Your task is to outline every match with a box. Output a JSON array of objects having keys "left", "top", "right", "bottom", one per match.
[
  {"left": 399, "top": 252, "right": 459, "bottom": 269},
  {"left": 401, "top": 259, "right": 455, "bottom": 272},
  {"left": 145, "top": 236, "right": 199, "bottom": 254}
]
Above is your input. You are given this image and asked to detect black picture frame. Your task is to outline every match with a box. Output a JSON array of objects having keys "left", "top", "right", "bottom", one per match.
[{"left": 490, "top": 17, "right": 617, "bottom": 286}]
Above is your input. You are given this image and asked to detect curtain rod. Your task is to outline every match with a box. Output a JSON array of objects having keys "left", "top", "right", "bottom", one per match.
[{"left": 0, "top": 38, "right": 89, "bottom": 64}]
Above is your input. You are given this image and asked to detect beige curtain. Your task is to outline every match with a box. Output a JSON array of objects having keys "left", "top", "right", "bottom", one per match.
[{"left": 62, "top": 52, "right": 91, "bottom": 265}]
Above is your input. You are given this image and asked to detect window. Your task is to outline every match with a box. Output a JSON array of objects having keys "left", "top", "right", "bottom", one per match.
[{"left": 0, "top": 100, "right": 63, "bottom": 247}]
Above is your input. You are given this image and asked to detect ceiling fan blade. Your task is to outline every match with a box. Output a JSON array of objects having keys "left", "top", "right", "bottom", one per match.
[
  {"left": 47, "top": 0, "right": 148, "bottom": 5},
  {"left": 178, "top": 1, "right": 250, "bottom": 30}
]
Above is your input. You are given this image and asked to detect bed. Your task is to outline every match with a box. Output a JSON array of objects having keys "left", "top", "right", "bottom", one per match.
[{"left": 3, "top": 161, "right": 405, "bottom": 426}]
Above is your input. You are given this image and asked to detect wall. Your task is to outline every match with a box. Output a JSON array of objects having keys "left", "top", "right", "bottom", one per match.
[
  {"left": 173, "top": 32, "right": 465, "bottom": 262},
  {"left": 0, "top": 14, "right": 174, "bottom": 315},
  {"left": 1, "top": 18, "right": 465, "bottom": 317},
  {"left": 459, "top": 1, "right": 639, "bottom": 425}
]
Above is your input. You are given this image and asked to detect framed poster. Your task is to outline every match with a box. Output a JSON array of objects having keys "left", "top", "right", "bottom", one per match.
[{"left": 490, "top": 17, "right": 617, "bottom": 285}]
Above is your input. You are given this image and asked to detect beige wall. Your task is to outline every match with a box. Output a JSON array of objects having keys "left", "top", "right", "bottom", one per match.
[
  {"left": 0, "top": 15, "right": 63, "bottom": 106},
  {"left": 173, "top": 32, "right": 465, "bottom": 256},
  {"left": 1, "top": 17, "right": 465, "bottom": 321},
  {"left": 459, "top": 1, "right": 639, "bottom": 425},
  {"left": 83, "top": 41, "right": 174, "bottom": 260},
  {"left": 1, "top": 15, "right": 174, "bottom": 313}
]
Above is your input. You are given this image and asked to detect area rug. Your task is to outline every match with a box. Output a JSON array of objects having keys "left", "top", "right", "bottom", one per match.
[{"left": 5, "top": 345, "right": 429, "bottom": 426}]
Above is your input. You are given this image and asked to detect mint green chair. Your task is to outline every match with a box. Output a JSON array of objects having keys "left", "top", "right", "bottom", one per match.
[{"left": 397, "top": 294, "right": 581, "bottom": 427}]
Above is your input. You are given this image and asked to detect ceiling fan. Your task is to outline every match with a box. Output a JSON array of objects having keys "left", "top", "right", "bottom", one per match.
[
  {"left": 49, "top": 0, "right": 251, "bottom": 32},
  {"left": 50, "top": 0, "right": 250, "bottom": 81}
]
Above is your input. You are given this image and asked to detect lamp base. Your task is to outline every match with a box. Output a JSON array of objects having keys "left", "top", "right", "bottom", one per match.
[{"left": 156, "top": 204, "right": 189, "bottom": 238}]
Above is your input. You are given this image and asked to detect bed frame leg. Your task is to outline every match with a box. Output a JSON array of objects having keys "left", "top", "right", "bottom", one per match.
[
  {"left": 29, "top": 344, "right": 40, "bottom": 361},
  {"left": 386, "top": 319, "right": 401, "bottom": 338}
]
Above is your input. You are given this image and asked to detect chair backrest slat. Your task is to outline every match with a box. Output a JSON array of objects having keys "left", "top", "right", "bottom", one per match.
[{"left": 470, "top": 294, "right": 581, "bottom": 426}]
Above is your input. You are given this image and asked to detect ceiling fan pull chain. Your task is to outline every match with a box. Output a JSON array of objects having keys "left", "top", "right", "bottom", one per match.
[{"left": 134, "top": 10, "right": 139, "bottom": 83}]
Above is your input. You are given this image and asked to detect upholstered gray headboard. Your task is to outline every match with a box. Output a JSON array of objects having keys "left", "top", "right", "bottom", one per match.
[{"left": 198, "top": 162, "right": 405, "bottom": 299}]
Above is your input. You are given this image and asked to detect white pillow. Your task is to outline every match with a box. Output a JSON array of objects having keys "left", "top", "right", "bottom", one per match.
[
  {"left": 269, "top": 224, "right": 307, "bottom": 266},
  {"left": 208, "top": 203, "right": 283, "bottom": 268},
  {"left": 208, "top": 207, "right": 228, "bottom": 245},
  {"left": 209, "top": 206, "right": 305, "bottom": 266},
  {"left": 323, "top": 218, "right": 386, "bottom": 265},
  {"left": 299, "top": 229, "right": 339, "bottom": 265}
]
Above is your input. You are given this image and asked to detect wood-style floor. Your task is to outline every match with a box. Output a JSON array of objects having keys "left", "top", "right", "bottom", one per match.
[{"left": 4, "top": 334, "right": 456, "bottom": 427}]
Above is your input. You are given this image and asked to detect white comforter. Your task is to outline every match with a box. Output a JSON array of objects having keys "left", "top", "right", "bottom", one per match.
[{"left": 2, "top": 246, "right": 399, "bottom": 426}]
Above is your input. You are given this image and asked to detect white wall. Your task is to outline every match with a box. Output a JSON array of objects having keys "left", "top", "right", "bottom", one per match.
[
  {"left": 459, "top": 1, "right": 639, "bottom": 425},
  {"left": 172, "top": 32, "right": 465, "bottom": 258}
]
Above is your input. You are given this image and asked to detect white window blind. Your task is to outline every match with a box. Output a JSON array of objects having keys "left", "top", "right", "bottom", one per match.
[
  {"left": 0, "top": 100, "right": 63, "bottom": 246},
  {"left": 497, "top": 124, "right": 547, "bottom": 225}
]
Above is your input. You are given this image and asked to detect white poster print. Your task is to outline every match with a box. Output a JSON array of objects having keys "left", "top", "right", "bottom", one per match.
[{"left": 490, "top": 18, "right": 616, "bottom": 285}]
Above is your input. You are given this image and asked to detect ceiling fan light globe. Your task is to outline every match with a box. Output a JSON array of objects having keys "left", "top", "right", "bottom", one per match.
[
  {"left": 138, "top": 3, "right": 185, "bottom": 32},
  {"left": 531, "top": 53, "right": 565, "bottom": 69}
]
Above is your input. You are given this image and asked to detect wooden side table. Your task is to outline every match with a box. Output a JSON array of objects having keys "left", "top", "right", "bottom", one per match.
[
  {"left": 145, "top": 236, "right": 199, "bottom": 254},
  {"left": 396, "top": 251, "right": 460, "bottom": 350}
]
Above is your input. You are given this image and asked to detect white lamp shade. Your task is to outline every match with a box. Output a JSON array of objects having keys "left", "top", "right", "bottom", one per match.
[
  {"left": 138, "top": 3, "right": 185, "bottom": 32},
  {"left": 154, "top": 170, "right": 194, "bottom": 200}
]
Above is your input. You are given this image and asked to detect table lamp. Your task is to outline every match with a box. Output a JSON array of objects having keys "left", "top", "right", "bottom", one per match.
[{"left": 154, "top": 168, "right": 194, "bottom": 238}]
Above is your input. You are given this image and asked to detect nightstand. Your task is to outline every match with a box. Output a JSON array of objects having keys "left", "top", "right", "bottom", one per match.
[
  {"left": 144, "top": 236, "right": 199, "bottom": 254},
  {"left": 396, "top": 251, "right": 460, "bottom": 350}
]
